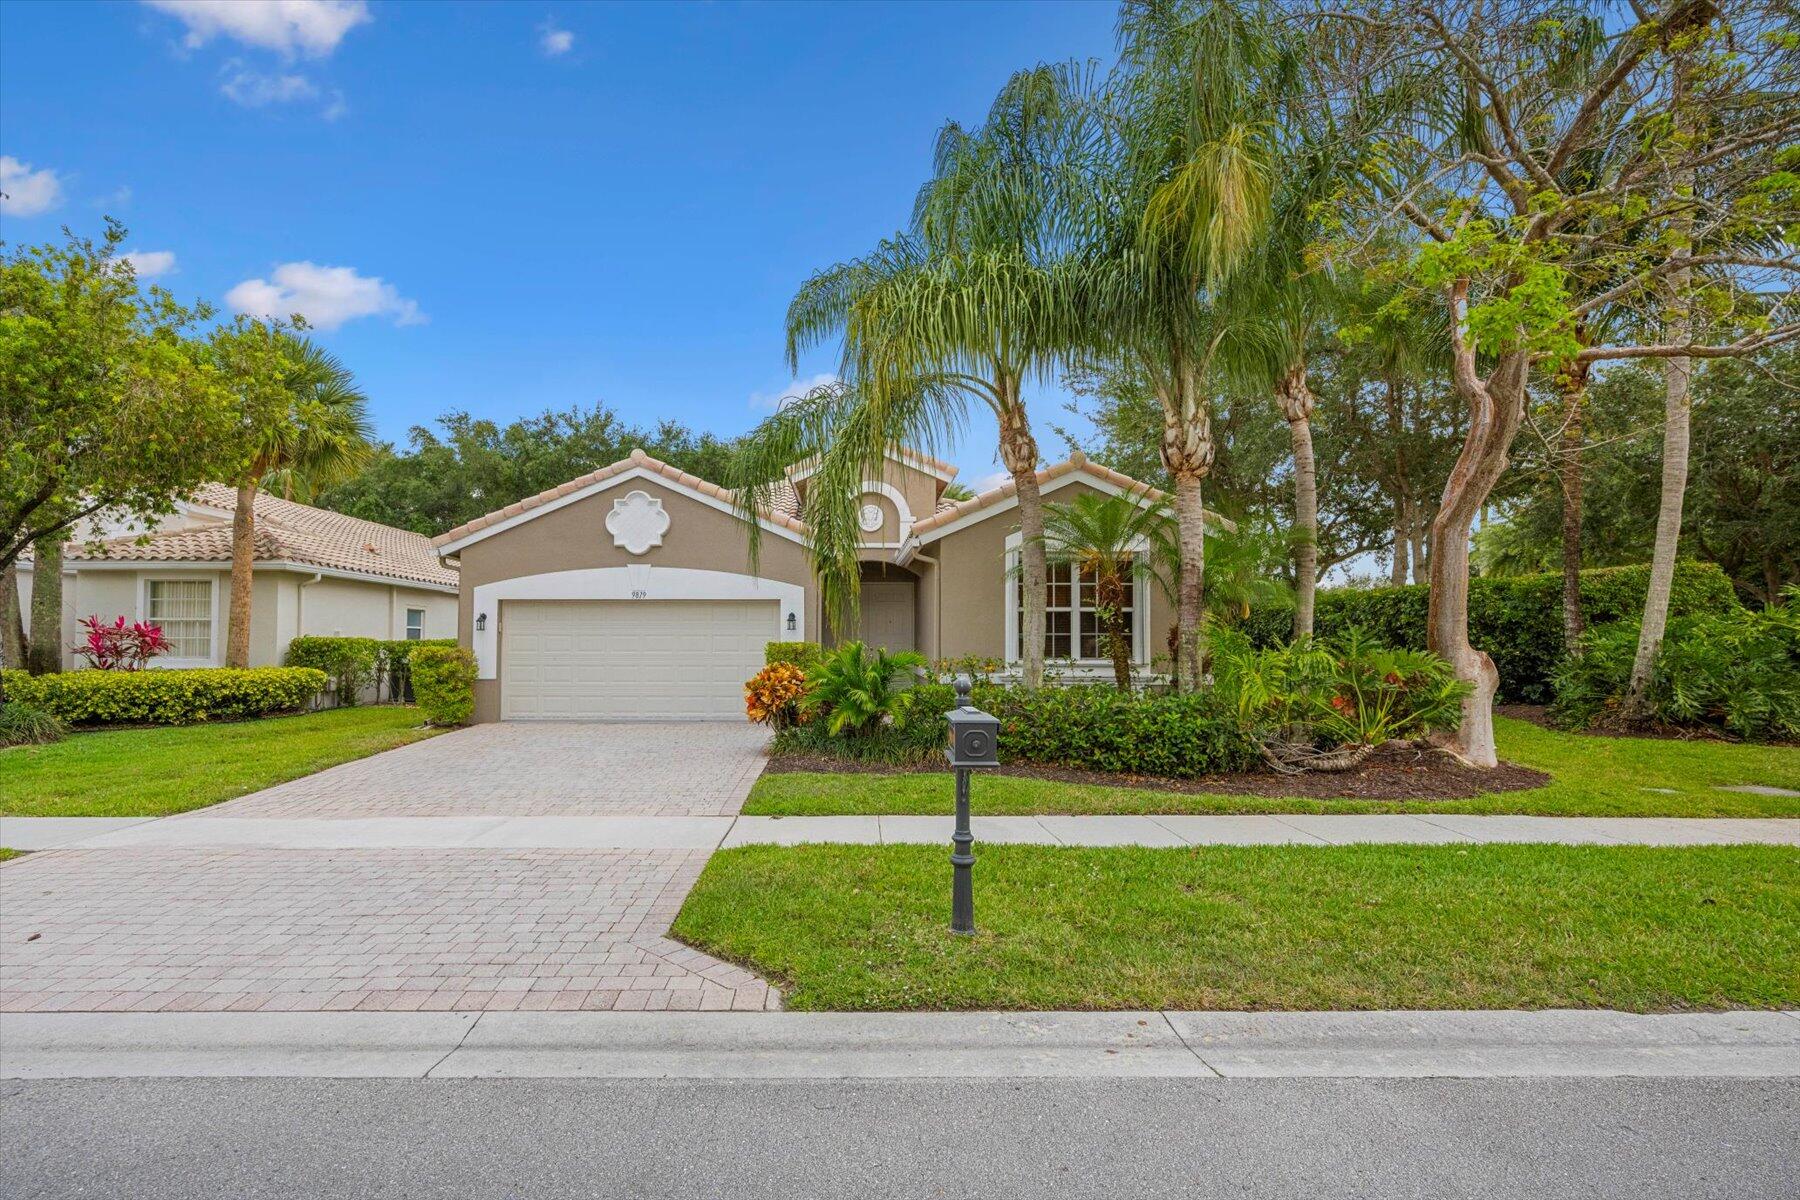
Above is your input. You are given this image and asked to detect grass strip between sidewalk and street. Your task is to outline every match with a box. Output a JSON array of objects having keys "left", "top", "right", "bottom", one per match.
[
  {"left": 0, "top": 706, "right": 442, "bottom": 818},
  {"left": 673, "top": 842, "right": 1800, "bottom": 1013},
  {"left": 744, "top": 717, "right": 1800, "bottom": 818}
]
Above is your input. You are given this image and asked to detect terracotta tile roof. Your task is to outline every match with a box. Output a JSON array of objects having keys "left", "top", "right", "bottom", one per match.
[
  {"left": 432, "top": 448, "right": 810, "bottom": 549},
  {"left": 908, "top": 452, "right": 1233, "bottom": 538},
  {"left": 66, "top": 484, "right": 459, "bottom": 589}
]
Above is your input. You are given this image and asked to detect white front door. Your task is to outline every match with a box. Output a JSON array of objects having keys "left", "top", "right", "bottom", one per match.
[{"left": 500, "top": 599, "right": 775, "bottom": 720}]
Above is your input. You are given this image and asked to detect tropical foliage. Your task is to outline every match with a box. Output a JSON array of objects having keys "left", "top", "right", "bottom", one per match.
[
  {"left": 745, "top": 662, "right": 809, "bottom": 729},
  {"left": 800, "top": 641, "right": 927, "bottom": 736}
]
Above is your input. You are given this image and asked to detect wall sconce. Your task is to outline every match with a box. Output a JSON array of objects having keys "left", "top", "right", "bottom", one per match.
[
  {"left": 476, "top": 612, "right": 488, "bottom": 632},
  {"left": 786, "top": 612, "right": 798, "bottom": 633}
]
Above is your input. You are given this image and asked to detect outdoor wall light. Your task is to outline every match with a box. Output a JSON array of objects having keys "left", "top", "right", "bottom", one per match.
[
  {"left": 476, "top": 612, "right": 488, "bottom": 632},
  {"left": 786, "top": 612, "right": 798, "bottom": 632}
]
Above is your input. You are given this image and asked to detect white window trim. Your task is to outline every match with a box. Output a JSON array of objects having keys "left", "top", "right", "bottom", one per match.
[
  {"left": 1003, "top": 531, "right": 1148, "bottom": 668},
  {"left": 404, "top": 607, "right": 426, "bottom": 640},
  {"left": 468, "top": 565, "right": 805, "bottom": 680},
  {"left": 137, "top": 573, "right": 222, "bottom": 668}
]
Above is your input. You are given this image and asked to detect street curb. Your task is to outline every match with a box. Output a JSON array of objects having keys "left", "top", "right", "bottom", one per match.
[{"left": 5, "top": 1009, "right": 1797, "bottom": 1080}]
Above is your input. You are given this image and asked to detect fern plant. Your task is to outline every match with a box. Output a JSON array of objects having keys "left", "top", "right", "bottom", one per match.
[{"left": 801, "top": 641, "right": 927, "bottom": 737}]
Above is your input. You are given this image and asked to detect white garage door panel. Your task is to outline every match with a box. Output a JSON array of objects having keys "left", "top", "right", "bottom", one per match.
[{"left": 501, "top": 600, "right": 774, "bottom": 720}]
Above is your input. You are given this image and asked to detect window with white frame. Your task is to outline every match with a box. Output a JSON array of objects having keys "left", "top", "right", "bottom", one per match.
[
  {"left": 1015, "top": 557, "right": 1135, "bottom": 662},
  {"left": 405, "top": 608, "right": 426, "bottom": 640},
  {"left": 146, "top": 579, "right": 212, "bottom": 660}
]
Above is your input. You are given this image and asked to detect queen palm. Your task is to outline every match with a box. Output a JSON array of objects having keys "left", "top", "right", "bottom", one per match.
[
  {"left": 219, "top": 333, "right": 372, "bottom": 668},
  {"left": 1035, "top": 491, "right": 1168, "bottom": 690},
  {"left": 738, "top": 64, "right": 1097, "bottom": 687}
]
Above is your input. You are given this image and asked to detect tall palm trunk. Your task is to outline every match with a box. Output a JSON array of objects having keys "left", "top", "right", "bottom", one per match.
[
  {"left": 1, "top": 561, "right": 26, "bottom": 670},
  {"left": 25, "top": 535, "right": 65, "bottom": 675},
  {"left": 1097, "top": 569, "right": 1133, "bottom": 691},
  {"left": 227, "top": 476, "right": 260, "bottom": 669},
  {"left": 996, "top": 380, "right": 1046, "bottom": 690},
  {"left": 1159, "top": 363, "right": 1215, "bottom": 692},
  {"left": 1557, "top": 360, "right": 1590, "bottom": 653},
  {"left": 1276, "top": 362, "right": 1318, "bottom": 638}
]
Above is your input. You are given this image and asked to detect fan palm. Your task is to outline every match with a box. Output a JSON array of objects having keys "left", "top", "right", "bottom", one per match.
[
  {"left": 217, "top": 332, "right": 372, "bottom": 667},
  {"left": 1035, "top": 491, "right": 1168, "bottom": 690},
  {"left": 736, "top": 64, "right": 1099, "bottom": 689}
]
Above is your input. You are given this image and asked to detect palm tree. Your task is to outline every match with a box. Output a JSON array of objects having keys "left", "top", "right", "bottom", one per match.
[
  {"left": 1079, "top": 0, "right": 1282, "bottom": 690},
  {"left": 1035, "top": 491, "right": 1167, "bottom": 690},
  {"left": 739, "top": 65, "right": 1097, "bottom": 686},
  {"left": 219, "top": 334, "right": 372, "bottom": 668}
]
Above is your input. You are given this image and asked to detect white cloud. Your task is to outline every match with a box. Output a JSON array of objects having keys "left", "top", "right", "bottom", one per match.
[
  {"left": 144, "top": 0, "right": 371, "bottom": 57},
  {"left": 539, "top": 21, "right": 574, "bottom": 56},
  {"left": 219, "top": 67, "right": 318, "bottom": 106},
  {"left": 121, "top": 249, "right": 178, "bottom": 278},
  {"left": 226, "top": 262, "right": 424, "bottom": 331},
  {"left": 0, "top": 156, "right": 63, "bottom": 216},
  {"left": 969, "top": 470, "right": 1011, "bottom": 495},
  {"left": 751, "top": 372, "right": 839, "bottom": 412},
  {"left": 96, "top": 184, "right": 134, "bottom": 209}
]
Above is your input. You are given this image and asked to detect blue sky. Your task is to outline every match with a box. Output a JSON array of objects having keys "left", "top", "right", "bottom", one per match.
[{"left": 1, "top": 0, "right": 1119, "bottom": 491}]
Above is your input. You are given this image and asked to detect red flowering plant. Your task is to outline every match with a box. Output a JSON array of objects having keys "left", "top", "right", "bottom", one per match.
[{"left": 72, "top": 616, "right": 171, "bottom": 671}]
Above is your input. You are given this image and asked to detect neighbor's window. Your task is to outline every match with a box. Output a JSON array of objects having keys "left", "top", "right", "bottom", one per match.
[
  {"left": 1015, "top": 558, "right": 1133, "bottom": 661},
  {"left": 405, "top": 608, "right": 425, "bottom": 640},
  {"left": 147, "top": 579, "right": 212, "bottom": 660}
]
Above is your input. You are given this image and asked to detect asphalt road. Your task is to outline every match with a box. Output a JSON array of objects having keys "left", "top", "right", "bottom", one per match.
[{"left": 5, "top": 1076, "right": 1795, "bottom": 1200}]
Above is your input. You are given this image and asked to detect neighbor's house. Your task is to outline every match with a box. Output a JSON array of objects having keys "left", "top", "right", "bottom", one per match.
[
  {"left": 433, "top": 447, "right": 1222, "bottom": 723},
  {"left": 17, "top": 484, "right": 458, "bottom": 670}
]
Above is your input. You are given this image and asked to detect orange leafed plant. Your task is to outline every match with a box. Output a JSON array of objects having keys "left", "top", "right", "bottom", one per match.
[{"left": 745, "top": 662, "right": 809, "bottom": 728}]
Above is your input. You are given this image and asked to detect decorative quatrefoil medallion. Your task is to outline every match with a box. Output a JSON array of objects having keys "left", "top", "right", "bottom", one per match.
[{"left": 606, "top": 490, "right": 671, "bottom": 555}]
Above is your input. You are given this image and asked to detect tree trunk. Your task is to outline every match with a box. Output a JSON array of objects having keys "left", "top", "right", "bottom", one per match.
[
  {"left": 1410, "top": 509, "right": 1428, "bottom": 584},
  {"left": 1557, "top": 361, "right": 1589, "bottom": 653},
  {"left": 1429, "top": 286, "right": 1531, "bottom": 768},
  {"left": 996, "top": 386, "right": 1045, "bottom": 689},
  {"left": 1158, "top": 362, "right": 1215, "bottom": 692},
  {"left": 25, "top": 535, "right": 64, "bottom": 675},
  {"left": 1384, "top": 375, "right": 1410, "bottom": 588},
  {"left": 1276, "top": 363, "right": 1318, "bottom": 639},
  {"left": 227, "top": 477, "right": 259, "bottom": 669},
  {"left": 1, "top": 561, "right": 25, "bottom": 670},
  {"left": 1098, "top": 570, "right": 1132, "bottom": 691},
  {"left": 1391, "top": 499, "right": 1411, "bottom": 586}
]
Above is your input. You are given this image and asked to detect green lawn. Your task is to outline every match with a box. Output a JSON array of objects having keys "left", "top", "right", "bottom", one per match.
[
  {"left": 0, "top": 707, "right": 442, "bottom": 818},
  {"left": 673, "top": 843, "right": 1800, "bottom": 1012},
  {"left": 745, "top": 717, "right": 1800, "bottom": 818},
  {"left": 0, "top": 848, "right": 19, "bottom": 863}
]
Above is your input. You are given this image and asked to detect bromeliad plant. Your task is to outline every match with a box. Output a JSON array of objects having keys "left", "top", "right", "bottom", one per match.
[
  {"left": 801, "top": 641, "right": 926, "bottom": 737},
  {"left": 71, "top": 615, "right": 170, "bottom": 671},
  {"left": 1214, "top": 627, "right": 1469, "bottom": 772}
]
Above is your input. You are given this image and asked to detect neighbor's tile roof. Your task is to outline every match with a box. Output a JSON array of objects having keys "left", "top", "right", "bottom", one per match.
[
  {"left": 785, "top": 444, "right": 959, "bottom": 481},
  {"left": 432, "top": 448, "right": 810, "bottom": 549},
  {"left": 66, "top": 484, "right": 459, "bottom": 589},
  {"left": 908, "top": 452, "right": 1232, "bottom": 537}
]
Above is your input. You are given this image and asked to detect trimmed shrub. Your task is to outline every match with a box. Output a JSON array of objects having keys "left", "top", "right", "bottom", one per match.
[
  {"left": 1242, "top": 560, "right": 1741, "bottom": 703},
  {"left": 410, "top": 646, "right": 477, "bottom": 727},
  {"left": 284, "top": 637, "right": 459, "bottom": 705},
  {"left": 0, "top": 700, "right": 67, "bottom": 747},
  {"left": 745, "top": 662, "right": 809, "bottom": 729},
  {"left": 765, "top": 640, "right": 823, "bottom": 671},
  {"left": 0, "top": 666, "right": 327, "bottom": 725},
  {"left": 1551, "top": 606, "right": 1800, "bottom": 740}
]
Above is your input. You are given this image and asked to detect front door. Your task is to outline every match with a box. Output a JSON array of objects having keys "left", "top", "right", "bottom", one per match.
[{"left": 857, "top": 580, "right": 916, "bottom": 655}]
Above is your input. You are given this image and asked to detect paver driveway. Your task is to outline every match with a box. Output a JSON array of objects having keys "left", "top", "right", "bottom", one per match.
[{"left": 0, "top": 723, "right": 778, "bottom": 1014}]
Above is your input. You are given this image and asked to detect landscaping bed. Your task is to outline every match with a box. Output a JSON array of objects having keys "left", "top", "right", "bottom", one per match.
[
  {"left": 0, "top": 705, "right": 441, "bottom": 818},
  {"left": 768, "top": 741, "right": 1550, "bottom": 801},
  {"left": 673, "top": 842, "right": 1800, "bottom": 1013}
]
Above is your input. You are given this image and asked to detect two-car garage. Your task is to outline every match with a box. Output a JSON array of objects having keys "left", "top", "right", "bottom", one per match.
[{"left": 498, "top": 599, "right": 776, "bottom": 721}]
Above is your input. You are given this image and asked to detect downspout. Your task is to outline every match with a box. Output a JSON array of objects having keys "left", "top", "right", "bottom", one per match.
[{"left": 296, "top": 571, "right": 323, "bottom": 635}]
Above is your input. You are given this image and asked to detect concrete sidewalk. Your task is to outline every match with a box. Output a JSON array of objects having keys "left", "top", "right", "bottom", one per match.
[
  {"left": 4, "top": 1009, "right": 1796, "bottom": 1080},
  {"left": 5, "top": 812, "right": 1797, "bottom": 849}
]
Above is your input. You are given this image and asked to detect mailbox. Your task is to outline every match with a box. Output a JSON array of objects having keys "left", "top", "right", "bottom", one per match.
[{"left": 945, "top": 676, "right": 1000, "bottom": 769}]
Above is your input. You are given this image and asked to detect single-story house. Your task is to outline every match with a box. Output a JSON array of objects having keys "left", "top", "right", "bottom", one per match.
[
  {"left": 15, "top": 484, "right": 458, "bottom": 670},
  {"left": 433, "top": 447, "right": 1222, "bottom": 723}
]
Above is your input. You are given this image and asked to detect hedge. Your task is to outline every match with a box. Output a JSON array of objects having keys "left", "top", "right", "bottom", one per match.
[
  {"left": 409, "top": 646, "right": 477, "bottom": 726},
  {"left": 284, "top": 637, "right": 458, "bottom": 705},
  {"left": 765, "top": 641, "right": 824, "bottom": 671},
  {"left": 1242, "top": 560, "right": 1740, "bottom": 704},
  {"left": 0, "top": 666, "right": 327, "bottom": 726}
]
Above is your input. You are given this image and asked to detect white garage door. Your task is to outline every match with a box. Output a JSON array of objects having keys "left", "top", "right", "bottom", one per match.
[{"left": 500, "top": 600, "right": 775, "bottom": 720}]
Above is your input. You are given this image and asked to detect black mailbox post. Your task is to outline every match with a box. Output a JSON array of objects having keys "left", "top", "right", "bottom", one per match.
[{"left": 944, "top": 675, "right": 1000, "bottom": 935}]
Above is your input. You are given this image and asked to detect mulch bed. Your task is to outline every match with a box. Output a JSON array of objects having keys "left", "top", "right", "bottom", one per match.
[
  {"left": 765, "top": 742, "right": 1551, "bottom": 802},
  {"left": 1497, "top": 703, "right": 1787, "bottom": 745}
]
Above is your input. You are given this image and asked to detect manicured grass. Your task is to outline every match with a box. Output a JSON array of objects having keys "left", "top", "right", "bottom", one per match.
[
  {"left": 673, "top": 843, "right": 1800, "bottom": 1012},
  {"left": 744, "top": 717, "right": 1800, "bottom": 818},
  {"left": 0, "top": 707, "right": 442, "bottom": 818},
  {"left": 0, "top": 848, "right": 19, "bottom": 863}
]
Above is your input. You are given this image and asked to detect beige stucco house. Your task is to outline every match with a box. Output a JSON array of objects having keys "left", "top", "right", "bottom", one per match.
[
  {"left": 434, "top": 447, "right": 1219, "bottom": 723},
  {"left": 16, "top": 485, "right": 458, "bottom": 670}
]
